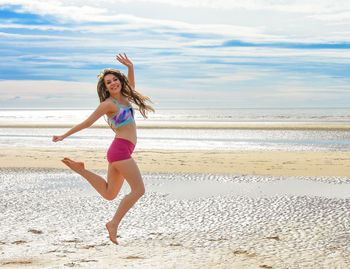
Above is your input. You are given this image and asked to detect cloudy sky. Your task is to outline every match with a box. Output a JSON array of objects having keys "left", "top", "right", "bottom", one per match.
[{"left": 1, "top": 0, "right": 350, "bottom": 109}]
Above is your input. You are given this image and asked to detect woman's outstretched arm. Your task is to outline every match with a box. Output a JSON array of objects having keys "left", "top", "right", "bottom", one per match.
[
  {"left": 52, "top": 101, "right": 112, "bottom": 142},
  {"left": 116, "top": 53, "right": 135, "bottom": 89}
]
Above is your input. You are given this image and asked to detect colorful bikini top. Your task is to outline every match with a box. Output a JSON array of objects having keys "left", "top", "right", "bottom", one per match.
[{"left": 107, "top": 97, "right": 135, "bottom": 130}]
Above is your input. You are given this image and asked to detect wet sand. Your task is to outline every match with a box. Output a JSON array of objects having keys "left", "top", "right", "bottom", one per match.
[
  {"left": 1, "top": 169, "right": 350, "bottom": 268},
  {"left": 1, "top": 147, "right": 350, "bottom": 177}
]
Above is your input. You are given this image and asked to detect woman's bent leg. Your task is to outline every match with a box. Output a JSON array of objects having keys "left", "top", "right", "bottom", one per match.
[
  {"left": 106, "top": 158, "right": 145, "bottom": 244},
  {"left": 62, "top": 158, "right": 124, "bottom": 200}
]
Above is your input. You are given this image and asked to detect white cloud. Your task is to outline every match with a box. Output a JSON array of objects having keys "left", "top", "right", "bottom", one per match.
[
  {"left": 256, "top": 84, "right": 350, "bottom": 100},
  {"left": 31, "top": 0, "right": 349, "bottom": 13},
  {"left": 1, "top": 78, "right": 349, "bottom": 109},
  {"left": 0, "top": 80, "right": 96, "bottom": 98},
  {"left": 0, "top": 0, "right": 107, "bottom": 22},
  {"left": 0, "top": 80, "right": 102, "bottom": 108},
  {"left": 0, "top": 31, "right": 87, "bottom": 40},
  {"left": 309, "top": 11, "right": 350, "bottom": 21},
  {"left": 0, "top": 23, "right": 72, "bottom": 31},
  {"left": 2, "top": 0, "right": 350, "bottom": 23},
  {"left": 184, "top": 71, "right": 269, "bottom": 83},
  {"left": 2, "top": 0, "right": 350, "bottom": 45}
]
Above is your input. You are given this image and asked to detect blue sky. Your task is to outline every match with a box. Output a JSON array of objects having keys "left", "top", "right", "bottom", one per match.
[{"left": 1, "top": 0, "right": 350, "bottom": 109}]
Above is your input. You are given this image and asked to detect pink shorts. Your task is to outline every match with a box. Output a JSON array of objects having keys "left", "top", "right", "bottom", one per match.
[{"left": 107, "top": 138, "right": 135, "bottom": 163}]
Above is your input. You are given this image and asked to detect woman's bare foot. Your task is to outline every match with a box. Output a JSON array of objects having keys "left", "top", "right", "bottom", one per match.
[
  {"left": 61, "top": 158, "right": 85, "bottom": 174},
  {"left": 106, "top": 221, "right": 119, "bottom": 245}
]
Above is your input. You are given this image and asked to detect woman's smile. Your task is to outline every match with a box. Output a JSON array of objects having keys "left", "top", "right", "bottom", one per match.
[{"left": 104, "top": 74, "right": 121, "bottom": 92}]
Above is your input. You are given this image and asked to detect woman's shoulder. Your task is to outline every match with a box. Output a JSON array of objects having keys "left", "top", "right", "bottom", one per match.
[
  {"left": 100, "top": 98, "right": 116, "bottom": 111},
  {"left": 103, "top": 98, "right": 114, "bottom": 104},
  {"left": 104, "top": 96, "right": 131, "bottom": 108}
]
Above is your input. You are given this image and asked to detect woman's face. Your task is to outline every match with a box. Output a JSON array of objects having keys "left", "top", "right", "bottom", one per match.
[{"left": 104, "top": 74, "right": 121, "bottom": 94}]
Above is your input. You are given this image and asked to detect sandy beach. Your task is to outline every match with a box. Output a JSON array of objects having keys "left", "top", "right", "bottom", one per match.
[
  {"left": 1, "top": 116, "right": 350, "bottom": 268},
  {"left": 0, "top": 144, "right": 350, "bottom": 268},
  {"left": 0, "top": 147, "right": 350, "bottom": 177}
]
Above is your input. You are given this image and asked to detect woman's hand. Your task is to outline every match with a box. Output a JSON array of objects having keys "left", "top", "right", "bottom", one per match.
[
  {"left": 116, "top": 53, "right": 133, "bottom": 68},
  {"left": 117, "top": 53, "right": 135, "bottom": 89},
  {"left": 52, "top": 135, "right": 64, "bottom": 142}
]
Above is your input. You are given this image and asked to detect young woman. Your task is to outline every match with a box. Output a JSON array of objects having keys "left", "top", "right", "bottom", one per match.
[{"left": 52, "top": 54, "right": 154, "bottom": 245}]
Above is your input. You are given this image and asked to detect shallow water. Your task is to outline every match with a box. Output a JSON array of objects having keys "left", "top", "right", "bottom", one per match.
[
  {"left": 2, "top": 108, "right": 350, "bottom": 153},
  {"left": 154, "top": 177, "right": 350, "bottom": 200},
  {"left": 3, "top": 168, "right": 350, "bottom": 200},
  {"left": 1, "top": 127, "right": 350, "bottom": 151}
]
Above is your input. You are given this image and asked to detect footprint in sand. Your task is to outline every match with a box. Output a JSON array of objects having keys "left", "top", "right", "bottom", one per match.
[
  {"left": 28, "top": 229, "right": 43, "bottom": 234},
  {"left": 2, "top": 261, "right": 32, "bottom": 266},
  {"left": 62, "top": 238, "right": 82, "bottom": 243},
  {"left": 266, "top": 236, "right": 280, "bottom": 241},
  {"left": 82, "top": 245, "right": 96, "bottom": 249},
  {"left": 209, "top": 237, "right": 228, "bottom": 242},
  {"left": 64, "top": 262, "right": 76, "bottom": 267},
  {"left": 259, "top": 265, "right": 273, "bottom": 269},
  {"left": 169, "top": 243, "right": 182, "bottom": 247},
  {"left": 75, "top": 259, "right": 98, "bottom": 263},
  {"left": 11, "top": 240, "right": 27, "bottom": 245},
  {"left": 125, "top": 256, "right": 144, "bottom": 259},
  {"left": 149, "top": 232, "right": 163, "bottom": 236},
  {"left": 232, "top": 250, "right": 256, "bottom": 258}
]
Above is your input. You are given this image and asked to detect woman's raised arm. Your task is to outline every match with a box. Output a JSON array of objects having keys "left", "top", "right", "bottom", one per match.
[{"left": 116, "top": 53, "right": 135, "bottom": 90}]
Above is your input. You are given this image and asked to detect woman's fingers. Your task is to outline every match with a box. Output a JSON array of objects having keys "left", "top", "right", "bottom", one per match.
[
  {"left": 116, "top": 54, "right": 124, "bottom": 61},
  {"left": 116, "top": 56, "right": 125, "bottom": 65},
  {"left": 52, "top": 135, "right": 63, "bottom": 142},
  {"left": 116, "top": 53, "right": 132, "bottom": 66}
]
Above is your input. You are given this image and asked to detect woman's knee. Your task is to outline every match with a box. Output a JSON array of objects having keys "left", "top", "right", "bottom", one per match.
[
  {"left": 105, "top": 192, "right": 117, "bottom": 201},
  {"left": 139, "top": 185, "right": 145, "bottom": 196},
  {"left": 104, "top": 188, "right": 120, "bottom": 200},
  {"left": 133, "top": 185, "right": 145, "bottom": 198}
]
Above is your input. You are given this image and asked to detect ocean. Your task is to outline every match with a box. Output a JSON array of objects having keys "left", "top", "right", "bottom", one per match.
[{"left": 1, "top": 108, "right": 350, "bottom": 151}]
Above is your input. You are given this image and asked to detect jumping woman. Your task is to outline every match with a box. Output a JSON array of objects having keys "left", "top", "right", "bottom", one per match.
[{"left": 52, "top": 54, "right": 154, "bottom": 245}]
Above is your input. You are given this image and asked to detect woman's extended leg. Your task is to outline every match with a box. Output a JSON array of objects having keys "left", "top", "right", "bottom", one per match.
[
  {"left": 106, "top": 158, "right": 145, "bottom": 245},
  {"left": 61, "top": 158, "right": 124, "bottom": 200}
]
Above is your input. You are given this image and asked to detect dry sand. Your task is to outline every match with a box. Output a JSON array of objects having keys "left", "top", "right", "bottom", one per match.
[{"left": 1, "top": 147, "right": 350, "bottom": 177}]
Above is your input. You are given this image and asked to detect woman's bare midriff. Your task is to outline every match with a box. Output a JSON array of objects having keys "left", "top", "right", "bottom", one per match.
[{"left": 113, "top": 121, "right": 137, "bottom": 145}]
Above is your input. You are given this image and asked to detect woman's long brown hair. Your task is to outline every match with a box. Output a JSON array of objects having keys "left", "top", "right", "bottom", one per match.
[{"left": 97, "top": 68, "right": 154, "bottom": 118}]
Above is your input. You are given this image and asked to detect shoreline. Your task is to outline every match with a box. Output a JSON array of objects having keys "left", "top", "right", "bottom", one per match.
[
  {"left": 2, "top": 147, "right": 350, "bottom": 177},
  {"left": 1, "top": 122, "right": 350, "bottom": 130}
]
